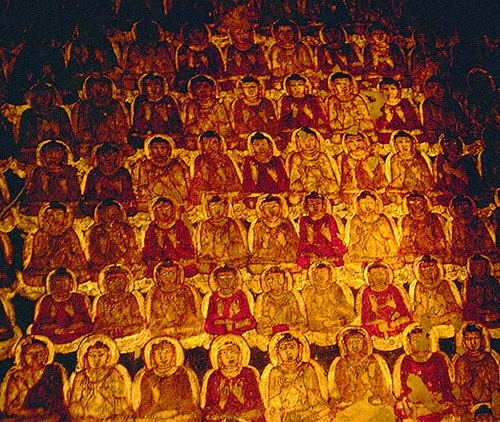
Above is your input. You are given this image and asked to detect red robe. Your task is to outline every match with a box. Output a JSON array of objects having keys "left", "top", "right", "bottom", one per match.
[
  {"left": 242, "top": 156, "right": 288, "bottom": 194},
  {"left": 376, "top": 98, "right": 422, "bottom": 144},
  {"left": 226, "top": 44, "right": 269, "bottom": 78},
  {"left": 233, "top": 97, "right": 278, "bottom": 138},
  {"left": 205, "top": 290, "right": 256, "bottom": 336}
]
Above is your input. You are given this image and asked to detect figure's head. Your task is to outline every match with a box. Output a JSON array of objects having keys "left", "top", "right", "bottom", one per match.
[
  {"left": 343, "top": 328, "right": 367, "bottom": 355},
  {"left": 86, "top": 75, "right": 113, "bottom": 105},
  {"left": 393, "top": 131, "right": 415, "bottom": 155},
  {"left": 440, "top": 135, "right": 463, "bottom": 162},
  {"left": 330, "top": 72, "right": 353, "bottom": 98},
  {"left": 230, "top": 24, "right": 253, "bottom": 46},
  {"left": 344, "top": 132, "right": 368, "bottom": 153},
  {"left": 408, "top": 326, "right": 431, "bottom": 354},
  {"left": 322, "top": 25, "right": 345, "bottom": 48},
  {"left": 31, "top": 83, "right": 56, "bottom": 110},
  {"left": 200, "top": 131, "right": 222, "bottom": 156},
  {"left": 217, "top": 341, "right": 242, "bottom": 370},
  {"left": 310, "top": 263, "right": 331, "bottom": 290},
  {"left": 96, "top": 142, "right": 120, "bottom": 172},
  {"left": 368, "top": 23, "right": 389, "bottom": 45},
  {"left": 467, "top": 68, "right": 496, "bottom": 94},
  {"left": 44, "top": 202, "right": 68, "bottom": 233},
  {"left": 474, "top": 405, "right": 493, "bottom": 422},
  {"left": 305, "top": 191, "right": 326, "bottom": 218},
  {"left": 273, "top": 19, "right": 298, "bottom": 44},
  {"left": 357, "top": 191, "right": 378, "bottom": 214},
  {"left": 379, "top": 78, "right": 400, "bottom": 100},
  {"left": 240, "top": 76, "right": 260, "bottom": 101},
  {"left": 406, "top": 192, "right": 427, "bottom": 215},
  {"left": 296, "top": 127, "right": 319, "bottom": 153},
  {"left": 21, "top": 339, "right": 49, "bottom": 369},
  {"left": 135, "top": 20, "right": 160, "bottom": 44},
  {"left": 40, "top": 141, "right": 67, "bottom": 169},
  {"left": 98, "top": 199, "right": 122, "bottom": 226},
  {"left": 261, "top": 195, "right": 283, "bottom": 221},
  {"left": 153, "top": 197, "right": 176, "bottom": 222},
  {"left": 265, "top": 266, "right": 287, "bottom": 294},
  {"left": 183, "top": 22, "right": 208, "bottom": 47},
  {"left": 451, "top": 195, "right": 474, "bottom": 220},
  {"left": 214, "top": 265, "right": 238, "bottom": 295},
  {"left": 103, "top": 266, "right": 129, "bottom": 296},
  {"left": 250, "top": 132, "right": 273, "bottom": 162},
  {"left": 468, "top": 254, "right": 492, "bottom": 280},
  {"left": 462, "top": 323, "right": 484, "bottom": 354},
  {"left": 276, "top": 332, "right": 302, "bottom": 364},
  {"left": 151, "top": 340, "right": 177, "bottom": 371},
  {"left": 366, "top": 262, "right": 391, "bottom": 292},
  {"left": 425, "top": 75, "right": 447, "bottom": 100},
  {"left": 140, "top": 72, "right": 165, "bottom": 101},
  {"left": 148, "top": 136, "right": 172, "bottom": 163},
  {"left": 207, "top": 195, "right": 228, "bottom": 219},
  {"left": 417, "top": 255, "right": 441, "bottom": 287},
  {"left": 85, "top": 341, "right": 110, "bottom": 369},
  {"left": 155, "top": 259, "right": 182, "bottom": 292},
  {"left": 48, "top": 267, "right": 73, "bottom": 302},
  {"left": 190, "top": 75, "right": 215, "bottom": 100},
  {"left": 285, "top": 74, "right": 307, "bottom": 98}
]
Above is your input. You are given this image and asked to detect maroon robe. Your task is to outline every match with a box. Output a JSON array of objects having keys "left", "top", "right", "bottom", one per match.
[
  {"left": 233, "top": 97, "right": 278, "bottom": 138},
  {"left": 463, "top": 275, "right": 500, "bottom": 329},
  {"left": 226, "top": 44, "right": 269, "bottom": 78},
  {"left": 376, "top": 98, "right": 422, "bottom": 144},
  {"left": 242, "top": 156, "right": 288, "bottom": 194}
]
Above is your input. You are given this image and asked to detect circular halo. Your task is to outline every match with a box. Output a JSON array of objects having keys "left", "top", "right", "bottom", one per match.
[
  {"left": 260, "top": 266, "right": 293, "bottom": 293},
  {"left": 76, "top": 334, "right": 120, "bottom": 370},
  {"left": 402, "top": 323, "right": 439, "bottom": 355},
  {"left": 97, "top": 264, "right": 133, "bottom": 295},
  {"left": 364, "top": 260, "right": 394, "bottom": 287},
  {"left": 455, "top": 321, "right": 491, "bottom": 355},
  {"left": 208, "top": 265, "right": 243, "bottom": 292},
  {"left": 208, "top": 334, "right": 251, "bottom": 370},
  {"left": 14, "top": 335, "right": 55, "bottom": 366},
  {"left": 336, "top": 326, "right": 373, "bottom": 358},
  {"left": 45, "top": 267, "right": 78, "bottom": 296},
  {"left": 143, "top": 336, "right": 185, "bottom": 369},
  {"left": 268, "top": 330, "right": 310, "bottom": 367}
]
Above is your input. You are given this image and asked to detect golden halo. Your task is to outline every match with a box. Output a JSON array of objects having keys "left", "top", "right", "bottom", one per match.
[
  {"left": 260, "top": 266, "right": 293, "bottom": 293},
  {"left": 268, "top": 330, "right": 310, "bottom": 367},
  {"left": 143, "top": 336, "right": 185, "bottom": 370},
  {"left": 14, "top": 335, "right": 55, "bottom": 367},
  {"left": 208, "top": 334, "right": 251, "bottom": 369},
  {"left": 336, "top": 326, "right": 373, "bottom": 358},
  {"left": 76, "top": 334, "right": 120, "bottom": 370}
]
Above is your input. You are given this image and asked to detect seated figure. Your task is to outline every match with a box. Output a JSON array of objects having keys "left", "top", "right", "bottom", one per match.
[
  {"left": 454, "top": 323, "right": 500, "bottom": 421},
  {"left": 142, "top": 197, "right": 196, "bottom": 277},
  {"left": 386, "top": 131, "right": 435, "bottom": 204},
  {"left": 80, "top": 142, "right": 138, "bottom": 217},
  {"left": 338, "top": 131, "right": 387, "bottom": 204},
  {"left": 133, "top": 336, "right": 201, "bottom": 422},
  {"left": 327, "top": 72, "right": 375, "bottom": 143},
  {"left": 20, "top": 140, "right": 81, "bottom": 216},
  {"left": 302, "top": 262, "right": 355, "bottom": 345},
  {"left": 18, "top": 83, "right": 74, "bottom": 164},
  {"left": 422, "top": 75, "right": 470, "bottom": 145},
  {"left": 183, "top": 75, "right": 237, "bottom": 150},
  {"left": 174, "top": 22, "right": 224, "bottom": 93},
  {"left": 233, "top": 77, "right": 279, "bottom": 144},
  {"left": 411, "top": 255, "right": 462, "bottom": 331},
  {"left": 202, "top": 334, "right": 265, "bottom": 422},
  {"left": 288, "top": 127, "right": 339, "bottom": 204},
  {"left": 189, "top": 132, "right": 242, "bottom": 204},
  {"left": 346, "top": 191, "right": 400, "bottom": 267},
  {"left": 23, "top": 202, "right": 88, "bottom": 288},
  {"left": 449, "top": 195, "right": 499, "bottom": 265},
  {"left": 399, "top": 192, "right": 449, "bottom": 264},
  {"left": 278, "top": 74, "right": 330, "bottom": 148},
  {"left": 1, "top": 335, "right": 69, "bottom": 422},
  {"left": 316, "top": 25, "right": 363, "bottom": 81},
  {"left": 196, "top": 196, "right": 248, "bottom": 274},
  {"left": 69, "top": 335, "right": 132, "bottom": 422},
  {"left": 394, "top": 325, "right": 455, "bottom": 421},
  {"left": 473, "top": 404, "right": 495, "bottom": 422},
  {"left": 264, "top": 330, "right": 332, "bottom": 422},
  {"left": 88, "top": 199, "right": 143, "bottom": 280},
  {"left": 137, "top": 136, "right": 190, "bottom": 210},
  {"left": 358, "top": 261, "right": 412, "bottom": 349},
  {"left": 225, "top": 20, "right": 269, "bottom": 79},
  {"left": 92, "top": 265, "right": 146, "bottom": 345},
  {"left": 248, "top": 195, "right": 299, "bottom": 275},
  {"left": 122, "top": 20, "right": 176, "bottom": 91},
  {"left": 269, "top": 19, "right": 315, "bottom": 87},
  {"left": 72, "top": 75, "right": 132, "bottom": 158},
  {"left": 128, "top": 73, "right": 183, "bottom": 149},
  {"left": 328, "top": 327, "right": 394, "bottom": 419},
  {"left": 462, "top": 254, "right": 500, "bottom": 330},
  {"left": 255, "top": 267, "right": 307, "bottom": 337},
  {"left": 242, "top": 132, "right": 288, "bottom": 195},
  {"left": 205, "top": 265, "right": 256, "bottom": 336},
  {"left": 298, "top": 191, "right": 346, "bottom": 269},
  {"left": 363, "top": 23, "right": 409, "bottom": 86},
  {"left": 31, "top": 268, "right": 92, "bottom": 349},
  {"left": 375, "top": 78, "right": 422, "bottom": 145},
  {"left": 435, "top": 135, "right": 484, "bottom": 206},
  {"left": 146, "top": 260, "right": 203, "bottom": 340}
]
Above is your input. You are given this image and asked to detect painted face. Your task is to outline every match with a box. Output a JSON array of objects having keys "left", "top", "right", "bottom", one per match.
[
  {"left": 419, "top": 262, "right": 440, "bottom": 286},
  {"left": 252, "top": 137, "right": 273, "bottom": 162},
  {"left": 208, "top": 200, "right": 227, "bottom": 219},
  {"left": 102, "top": 205, "right": 121, "bottom": 225},
  {"left": 89, "top": 80, "right": 112, "bottom": 104},
  {"left": 464, "top": 331, "right": 483, "bottom": 353},
  {"left": 45, "top": 208, "right": 66, "bottom": 231},
  {"left": 201, "top": 136, "right": 221, "bottom": 156},
  {"left": 267, "top": 271, "right": 287, "bottom": 293},
  {"left": 23, "top": 343, "right": 48, "bottom": 368},
  {"left": 157, "top": 265, "right": 179, "bottom": 291},
  {"left": 277, "top": 339, "right": 300, "bottom": 363},
  {"left": 41, "top": 147, "right": 65, "bottom": 169},
  {"left": 346, "top": 134, "right": 366, "bottom": 152},
  {"left": 242, "top": 82, "right": 260, "bottom": 101},
  {"left": 33, "top": 89, "right": 55, "bottom": 109},
  {"left": 358, "top": 195, "right": 377, "bottom": 213},
  {"left": 152, "top": 342, "right": 176, "bottom": 369},
  {"left": 50, "top": 275, "right": 73, "bottom": 302},
  {"left": 215, "top": 270, "right": 237, "bottom": 293},
  {"left": 371, "top": 29, "right": 388, "bottom": 44},
  {"left": 288, "top": 80, "right": 306, "bottom": 98},
  {"left": 218, "top": 344, "right": 241, "bottom": 368},
  {"left": 426, "top": 82, "right": 445, "bottom": 100},
  {"left": 324, "top": 28, "right": 344, "bottom": 48},
  {"left": 469, "top": 259, "right": 490, "bottom": 280},
  {"left": 381, "top": 84, "right": 399, "bottom": 100},
  {"left": 105, "top": 272, "right": 128, "bottom": 295},
  {"left": 187, "top": 27, "right": 206, "bottom": 46},
  {"left": 232, "top": 27, "right": 252, "bottom": 45},
  {"left": 86, "top": 346, "right": 109, "bottom": 369},
  {"left": 298, "top": 131, "right": 319, "bottom": 153},
  {"left": 144, "top": 78, "right": 163, "bottom": 101},
  {"left": 275, "top": 25, "right": 295, "bottom": 44},
  {"left": 454, "top": 199, "right": 473, "bottom": 220},
  {"left": 154, "top": 201, "right": 175, "bottom": 222},
  {"left": 475, "top": 414, "right": 493, "bottom": 422},
  {"left": 442, "top": 139, "right": 462, "bottom": 161},
  {"left": 395, "top": 135, "right": 414, "bottom": 155},
  {"left": 97, "top": 150, "right": 119, "bottom": 172},
  {"left": 306, "top": 197, "right": 325, "bottom": 217},
  {"left": 345, "top": 332, "right": 365, "bottom": 354},
  {"left": 332, "top": 78, "right": 352, "bottom": 97},
  {"left": 192, "top": 81, "right": 214, "bottom": 100},
  {"left": 368, "top": 266, "right": 390, "bottom": 291},
  {"left": 262, "top": 201, "right": 282, "bottom": 220},
  {"left": 150, "top": 141, "right": 171, "bottom": 162},
  {"left": 311, "top": 266, "right": 330, "bottom": 289},
  {"left": 407, "top": 196, "right": 426, "bottom": 215},
  {"left": 409, "top": 331, "right": 430, "bottom": 353}
]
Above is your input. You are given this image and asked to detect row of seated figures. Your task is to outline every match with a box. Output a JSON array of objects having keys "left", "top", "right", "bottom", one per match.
[
  {"left": 0, "top": 321, "right": 499, "bottom": 422},
  {"left": 0, "top": 249, "right": 497, "bottom": 358},
  {"left": 12, "top": 64, "right": 480, "bottom": 162}
]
